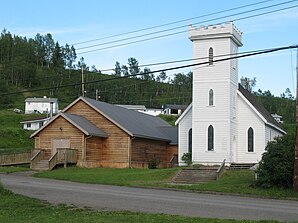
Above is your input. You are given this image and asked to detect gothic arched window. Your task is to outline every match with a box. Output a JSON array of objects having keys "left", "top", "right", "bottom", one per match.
[
  {"left": 188, "top": 128, "right": 192, "bottom": 154},
  {"left": 209, "top": 89, "right": 214, "bottom": 106},
  {"left": 208, "top": 125, "right": 214, "bottom": 151},
  {"left": 209, "top": 47, "right": 213, "bottom": 65},
  {"left": 248, "top": 127, "right": 254, "bottom": 152}
]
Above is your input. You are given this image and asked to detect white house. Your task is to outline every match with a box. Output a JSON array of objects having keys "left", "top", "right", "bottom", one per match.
[
  {"left": 176, "top": 22, "right": 285, "bottom": 166},
  {"left": 116, "top": 104, "right": 164, "bottom": 116},
  {"left": 25, "top": 96, "right": 59, "bottom": 114},
  {"left": 20, "top": 116, "right": 50, "bottom": 131},
  {"left": 163, "top": 104, "right": 188, "bottom": 116}
]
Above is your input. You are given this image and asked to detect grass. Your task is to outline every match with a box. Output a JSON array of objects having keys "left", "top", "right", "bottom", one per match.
[
  {"left": 35, "top": 167, "right": 180, "bottom": 186},
  {"left": 0, "top": 184, "right": 283, "bottom": 223},
  {"left": 36, "top": 168, "right": 298, "bottom": 200},
  {"left": 0, "top": 109, "right": 35, "bottom": 154},
  {"left": 0, "top": 166, "right": 30, "bottom": 173}
]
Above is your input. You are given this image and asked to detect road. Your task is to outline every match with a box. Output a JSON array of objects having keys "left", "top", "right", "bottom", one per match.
[{"left": 1, "top": 172, "right": 298, "bottom": 221}]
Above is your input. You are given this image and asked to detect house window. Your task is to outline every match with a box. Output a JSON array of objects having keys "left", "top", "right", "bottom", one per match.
[
  {"left": 208, "top": 125, "right": 214, "bottom": 151},
  {"left": 188, "top": 128, "right": 192, "bottom": 154},
  {"left": 248, "top": 127, "right": 254, "bottom": 152},
  {"left": 209, "top": 47, "right": 213, "bottom": 65},
  {"left": 27, "top": 123, "right": 31, "bottom": 128},
  {"left": 209, "top": 89, "right": 214, "bottom": 106}
]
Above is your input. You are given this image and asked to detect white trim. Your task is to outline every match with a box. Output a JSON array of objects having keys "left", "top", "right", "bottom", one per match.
[
  {"left": 175, "top": 103, "right": 192, "bottom": 125},
  {"left": 237, "top": 90, "right": 286, "bottom": 134}
]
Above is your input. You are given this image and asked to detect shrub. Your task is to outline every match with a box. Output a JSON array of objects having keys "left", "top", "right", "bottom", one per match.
[
  {"left": 255, "top": 133, "right": 295, "bottom": 188},
  {"left": 181, "top": 152, "right": 192, "bottom": 166},
  {"left": 148, "top": 158, "right": 160, "bottom": 169}
]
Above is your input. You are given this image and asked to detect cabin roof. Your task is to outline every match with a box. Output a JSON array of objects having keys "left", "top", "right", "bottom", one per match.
[{"left": 78, "top": 97, "right": 177, "bottom": 143}]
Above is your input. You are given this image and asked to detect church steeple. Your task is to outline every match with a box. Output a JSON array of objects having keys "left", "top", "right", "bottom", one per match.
[{"left": 189, "top": 22, "right": 242, "bottom": 164}]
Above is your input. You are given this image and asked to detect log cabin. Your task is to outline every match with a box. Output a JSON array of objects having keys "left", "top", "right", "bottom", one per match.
[{"left": 30, "top": 97, "right": 178, "bottom": 170}]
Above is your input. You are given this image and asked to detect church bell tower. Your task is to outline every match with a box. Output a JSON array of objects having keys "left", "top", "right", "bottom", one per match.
[{"left": 189, "top": 22, "right": 243, "bottom": 164}]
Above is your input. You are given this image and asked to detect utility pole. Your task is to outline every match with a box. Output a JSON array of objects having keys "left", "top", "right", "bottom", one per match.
[
  {"left": 81, "top": 67, "right": 85, "bottom": 97},
  {"left": 95, "top": 89, "right": 98, "bottom": 100},
  {"left": 294, "top": 48, "right": 298, "bottom": 192}
]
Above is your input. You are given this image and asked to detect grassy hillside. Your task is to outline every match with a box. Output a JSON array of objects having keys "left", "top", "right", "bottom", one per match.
[{"left": 0, "top": 110, "right": 35, "bottom": 154}]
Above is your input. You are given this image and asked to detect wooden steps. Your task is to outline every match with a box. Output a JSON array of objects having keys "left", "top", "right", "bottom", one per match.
[
  {"left": 172, "top": 166, "right": 218, "bottom": 184},
  {"left": 229, "top": 163, "right": 256, "bottom": 170},
  {"left": 32, "top": 160, "right": 49, "bottom": 171}
]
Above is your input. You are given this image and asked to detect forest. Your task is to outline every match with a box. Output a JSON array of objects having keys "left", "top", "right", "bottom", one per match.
[{"left": 0, "top": 29, "right": 295, "bottom": 124}]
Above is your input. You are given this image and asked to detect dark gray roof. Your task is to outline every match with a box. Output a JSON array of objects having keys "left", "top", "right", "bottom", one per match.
[
  {"left": 115, "top": 104, "right": 146, "bottom": 110},
  {"left": 238, "top": 84, "right": 284, "bottom": 131},
  {"left": 82, "top": 97, "right": 177, "bottom": 143},
  {"left": 159, "top": 126, "right": 178, "bottom": 145},
  {"left": 63, "top": 113, "right": 108, "bottom": 138},
  {"left": 164, "top": 104, "right": 188, "bottom": 110},
  {"left": 25, "top": 97, "right": 58, "bottom": 103}
]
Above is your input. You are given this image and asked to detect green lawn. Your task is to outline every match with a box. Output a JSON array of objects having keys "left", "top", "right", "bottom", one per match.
[
  {"left": 0, "top": 184, "right": 282, "bottom": 223},
  {"left": 0, "top": 110, "right": 35, "bottom": 154},
  {"left": 0, "top": 166, "right": 30, "bottom": 173},
  {"left": 35, "top": 168, "right": 298, "bottom": 200}
]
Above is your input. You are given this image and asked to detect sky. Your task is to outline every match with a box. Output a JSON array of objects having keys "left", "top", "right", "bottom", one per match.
[{"left": 0, "top": 0, "right": 298, "bottom": 96}]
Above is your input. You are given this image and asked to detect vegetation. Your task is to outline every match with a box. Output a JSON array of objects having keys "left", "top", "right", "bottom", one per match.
[
  {"left": 256, "top": 133, "right": 295, "bottom": 189},
  {"left": 0, "top": 184, "right": 282, "bottom": 223},
  {"left": 36, "top": 168, "right": 298, "bottom": 199},
  {"left": 0, "top": 166, "right": 29, "bottom": 173},
  {"left": 181, "top": 152, "right": 192, "bottom": 166},
  {"left": 0, "top": 110, "right": 34, "bottom": 154}
]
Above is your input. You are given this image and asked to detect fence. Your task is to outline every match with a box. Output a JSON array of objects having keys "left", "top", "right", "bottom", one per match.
[{"left": 0, "top": 152, "right": 32, "bottom": 166}]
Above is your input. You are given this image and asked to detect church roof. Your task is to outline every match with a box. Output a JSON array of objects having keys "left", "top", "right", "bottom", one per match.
[{"left": 238, "top": 84, "right": 284, "bottom": 131}]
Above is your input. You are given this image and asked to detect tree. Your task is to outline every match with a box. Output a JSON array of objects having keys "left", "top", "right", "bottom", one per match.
[
  {"left": 255, "top": 133, "right": 295, "bottom": 188},
  {"left": 114, "top": 61, "right": 121, "bottom": 76},
  {"left": 142, "top": 67, "right": 152, "bottom": 80},
  {"left": 128, "top": 57, "right": 140, "bottom": 75},
  {"left": 63, "top": 44, "right": 77, "bottom": 69},
  {"left": 91, "top": 65, "right": 98, "bottom": 72},
  {"left": 44, "top": 33, "right": 55, "bottom": 68},
  {"left": 240, "top": 76, "right": 256, "bottom": 92},
  {"left": 157, "top": 71, "right": 167, "bottom": 82},
  {"left": 121, "top": 65, "right": 129, "bottom": 76},
  {"left": 77, "top": 57, "right": 88, "bottom": 70},
  {"left": 52, "top": 42, "right": 64, "bottom": 68}
]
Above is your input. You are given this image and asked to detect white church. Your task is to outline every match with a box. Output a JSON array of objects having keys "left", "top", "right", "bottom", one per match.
[{"left": 175, "top": 22, "right": 286, "bottom": 166}]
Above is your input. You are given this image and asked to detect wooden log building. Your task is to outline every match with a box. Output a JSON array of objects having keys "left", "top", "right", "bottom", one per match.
[{"left": 30, "top": 97, "right": 178, "bottom": 170}]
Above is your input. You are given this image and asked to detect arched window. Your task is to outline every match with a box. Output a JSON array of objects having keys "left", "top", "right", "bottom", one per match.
[
  {"left": 209, "top": 89, "right": 214, "bottom": 106},
  {"left": 208, "top": 125, "right": 214, "bottom": 151},
  {"left": 248, "top": 127, "right": 254, "bottom": 152},
  {"left": 209, "top": 47, "right": 213, "bottom": 65},
  {"left": 188, "top": 128, "right": 192, "bottom": 154}
]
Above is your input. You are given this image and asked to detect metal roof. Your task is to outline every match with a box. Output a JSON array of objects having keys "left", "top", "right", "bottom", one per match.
[
  {"left": 25, "top": 97, "right": 58, "bottom": 103},
  {"left": 115, "top": 104, "right": 146, "bottom": 110},
  {"left": 63, "top": 113, "right": 108, "bottom": 138},
  {"left": 238, "top": 84, "right": 284, "bottom": 131},
  {"left": 82, "top": 97, "right": 177, "bottom": 142}
]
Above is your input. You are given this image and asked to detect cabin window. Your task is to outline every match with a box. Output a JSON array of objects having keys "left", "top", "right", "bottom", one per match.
[
  {"left": 209, "top": 89, "right": 214, "bottom": 106},
  {"left": 188, "top": 128, "right": 192, "bottom": 154},
  {"left": 248, "top": 127, "right": 254, "bottom": 152},
  {"left": 209, "top": 47, "right": 213, "bottom": 65},
  {"left": 208, "top": 125, "right": 214, "bottom": 151}
]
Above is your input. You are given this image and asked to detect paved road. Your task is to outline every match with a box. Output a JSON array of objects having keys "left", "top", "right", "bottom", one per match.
[{"left": 1, "top": 172, "right": 298, "bottom": 221}]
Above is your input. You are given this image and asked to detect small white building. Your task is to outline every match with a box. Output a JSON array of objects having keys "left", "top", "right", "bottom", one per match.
[
  {"left": 176, "top": 22, "right": 285, "bottom": 166},
  {"left": 271, "top": 113, "right": 283, "bottom": 124},
  {"left": 116, "top": 104, "right": 163, "bottom": 116},
  {"left": 163, "top": 104, "right": 188, "bottom": 116},
  {"left": 25, "top": 97, "right": 58, "bottom": 114},
  {"left": 20, "top": 117, "right": 50, "bottom": 131}
]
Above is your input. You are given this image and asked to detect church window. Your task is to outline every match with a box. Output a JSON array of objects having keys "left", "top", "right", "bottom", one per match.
[
  {"left": 248, "top": 127, "right": 254, "bottom": 152},
  {"left": 209, "top": 47, "right": 213, "bottom": 65},
  {"left": 208, "top": 125, "right": 214, "bottom": 151},
  {"left": 209, "top": 89, "right": 214, "bottom": 106},
  {"left": 188, "top": 128, "right": 192, "bottom": 154}
]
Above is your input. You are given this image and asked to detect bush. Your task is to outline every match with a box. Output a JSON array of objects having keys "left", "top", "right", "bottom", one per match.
[
  {"left": 255, "top": 133, "right": 295, "bottom": 188},
  {"left": 148, "top": 158, "right": 160, "bottom": 169},
  {"left": 181, "top": 152, "right": 192, "bottom": 166}
]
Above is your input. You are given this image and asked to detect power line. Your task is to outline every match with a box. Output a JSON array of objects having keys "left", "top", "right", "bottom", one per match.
[
  {"left": 77, "top": 1, "right": 298, "bottom": 54},
  {"left": 72, "top": 0, "right": 275, "bottom": 46},
  {"left": 1, "top": 44, "right": 297, "bottom": 96}
]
